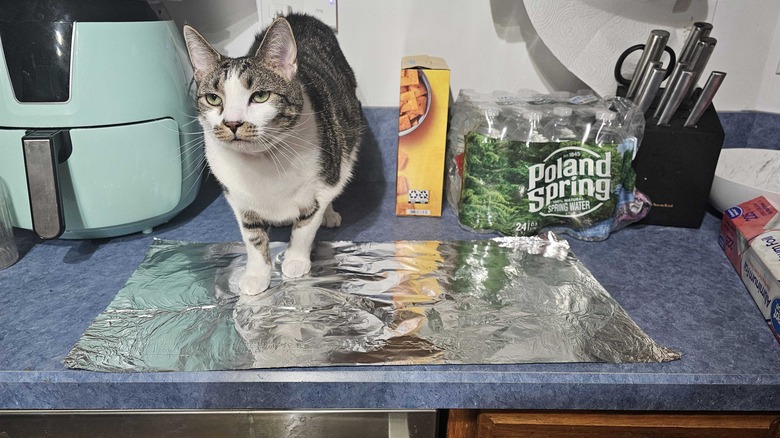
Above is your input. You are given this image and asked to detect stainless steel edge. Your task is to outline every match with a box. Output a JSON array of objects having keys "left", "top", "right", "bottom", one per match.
[{"left": 0, "top": 409, "right": 439, "bottom": 438}]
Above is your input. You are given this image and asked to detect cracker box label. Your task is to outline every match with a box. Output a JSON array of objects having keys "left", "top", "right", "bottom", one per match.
[{"left": 396, "top": 55, "right": 450, "bottom": 217}]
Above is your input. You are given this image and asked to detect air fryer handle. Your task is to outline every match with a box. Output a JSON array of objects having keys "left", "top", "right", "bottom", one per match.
[{"left": 22, "top": 130, "right": 72, "bottom": 240}]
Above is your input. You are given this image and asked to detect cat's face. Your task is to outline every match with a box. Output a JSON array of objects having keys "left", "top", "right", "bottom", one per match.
[{"left": 183, "top": 20, "right": 304, "bottom": 154}]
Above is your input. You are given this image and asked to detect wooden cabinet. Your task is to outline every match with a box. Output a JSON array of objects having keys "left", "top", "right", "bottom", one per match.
[{"left": 447, "top": 410, "right": 780, "bottom": 438}]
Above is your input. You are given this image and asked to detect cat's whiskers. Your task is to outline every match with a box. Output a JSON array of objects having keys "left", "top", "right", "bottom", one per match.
[
  {"left": 272, "top": 145, "right": 302, "bottom": 170},
  {"left": 272, "top": 139, "right": 309, "bottom": 170},
  {"left": 177, "top": 118, "right": 206, "bottom": 129},
  {"left": 124, "top": 132, "right": 205, "bottom": 182},
  {"left": 153, "top": 131, "right": 210, "bottom": 176},
  {"left": 181, "top": 136, "right": 207, "bottom": 151},
  {"left": 179, "top": 138, "right": 207, "bottom": 162},
  {"left": 252, "top": 107, "right": 360, "bottom": 160},
  {"left": 268, "top": 137, "right": 337, "bottom": 164},
  {"left": 252, "top": 135, "right": 287, "bottom": 176},
  {"left": 141, "top": 126, "right": 210, "bottom": 205},
  {"left": 266, "top": 146, "right": 287, "bottom": 177},
  {"left": 157, "top": 130, "right": 209, "bottom": 165},
  {"left": 177, "top": 154, "right": 210, "bottom": 203},
  {"left": 249, "top": 125, "right": 317, "bottom": 173},
  {"left": 261, "top": 136, "right": 320, "bottom": 170},
  {"left": 265, "top": 130, "right": 344, "bottom": 163},
  {"left": 145, "top": 117, "right": 209, "bottom": 136},
  {"left": 261, "top": 126, "right": 321, "bottom": 151},
  {"left": 262, "top": 137, "right": 303, "bottom": 172}
]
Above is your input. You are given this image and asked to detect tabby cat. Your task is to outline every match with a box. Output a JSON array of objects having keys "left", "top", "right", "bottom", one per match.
[{"left": 183, "top": 14, "right": 362, "bottom": 295}]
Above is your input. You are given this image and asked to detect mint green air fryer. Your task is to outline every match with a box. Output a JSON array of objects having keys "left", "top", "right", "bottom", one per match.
[{"left": 0, "top": 0, "right": 203, "bottom": 239}]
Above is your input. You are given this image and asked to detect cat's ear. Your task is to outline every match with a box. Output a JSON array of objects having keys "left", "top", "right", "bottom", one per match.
[
  {"left": 255, "top": 18, "right": 298, "bottom": 81},
  {"left": 183, "top": 25, "right": 220, "bottom": 82}
]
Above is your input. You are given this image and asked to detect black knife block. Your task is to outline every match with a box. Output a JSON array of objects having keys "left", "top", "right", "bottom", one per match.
[{"left": 631, "top": 89, "right": 724, "bottom": 228}]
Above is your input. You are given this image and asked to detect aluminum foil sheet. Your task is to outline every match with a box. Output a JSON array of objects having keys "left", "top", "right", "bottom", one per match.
[{"left": 65, "top": 236, "right": 679, "bottom": 372}]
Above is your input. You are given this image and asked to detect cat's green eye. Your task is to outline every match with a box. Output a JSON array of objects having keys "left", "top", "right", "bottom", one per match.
[
  {"left": 204, "top": 93, "right": 222, "bottom": 106},
  {"left": 251, "top": 91, "right": 271, "bottom": 104}
]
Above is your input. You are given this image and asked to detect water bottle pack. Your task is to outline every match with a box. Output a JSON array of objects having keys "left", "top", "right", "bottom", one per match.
[{"left": 446, "top": 89, "right": 651, "bottom": 241}]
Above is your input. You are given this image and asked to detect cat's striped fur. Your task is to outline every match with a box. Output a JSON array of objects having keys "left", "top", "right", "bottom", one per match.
[{"left": 183, "top": 14, "right": 362, "bottom": 295}]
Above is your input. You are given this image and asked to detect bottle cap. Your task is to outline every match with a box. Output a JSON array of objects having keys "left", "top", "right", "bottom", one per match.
[
  {"left": 523, "top": 110, "right": 543, "bottom": 121},
  {"left": 481, "top": 106, "right": 500, "bottom": 118},
  {"left": 596, "top": 109, "right": 617, "bottom": 122}
]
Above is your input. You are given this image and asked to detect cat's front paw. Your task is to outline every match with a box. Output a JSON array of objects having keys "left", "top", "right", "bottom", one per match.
[
  {"left": 282, "top": 257, "right": 311, "bottom": 278},
  {"left": 239, "top": 272, "right": 271, "bottom": 295},
  {"left": 322, "top": 209, "right": 342, "bottom": 228}
]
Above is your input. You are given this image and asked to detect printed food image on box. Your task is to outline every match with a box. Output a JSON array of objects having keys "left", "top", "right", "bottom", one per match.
[
  {"left": 396, "top": 55, "right": 450, "bottom": 217},
  {"left": 399, "top": 70, "right": 429, "bottom": 132}
]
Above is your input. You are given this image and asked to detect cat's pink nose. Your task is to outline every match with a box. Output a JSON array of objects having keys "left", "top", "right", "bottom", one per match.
[{"left": 224, "top": 121, "right": 244, "bottom": 133}]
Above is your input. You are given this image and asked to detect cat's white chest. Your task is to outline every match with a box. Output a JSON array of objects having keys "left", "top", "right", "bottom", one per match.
[{"left": 205, "top": 129, "right": 321, "bottom": 223}]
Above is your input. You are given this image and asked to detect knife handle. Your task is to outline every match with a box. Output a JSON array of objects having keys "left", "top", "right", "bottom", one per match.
[
  {"left": 684, "top": 71, "right": 726, "bottom": 127},
  {"left": 685, "top": 37, "right": 717, "bottom": 101},
  {"left": 657, "top": 70, "right": 695, "bottom": 126},
  {"left": 653, "top": 61, "right": 690, "bottom": 119},
  {"left": 627, "top": 30, "right": 670, "bottom": 99},
  {"left": 679, "top": 22, "right": 713, "bottom": 64},
  {"left": 635, "top": 66, "right": 666, "bottom": 114}
]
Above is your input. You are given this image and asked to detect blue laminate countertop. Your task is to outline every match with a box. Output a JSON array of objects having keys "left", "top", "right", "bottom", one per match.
[
  {"left": 2, "top": 175, "right": 780, "bottom": 411},
  {"left": 2, "top": 107, "right": 780, "bottom": 410}
]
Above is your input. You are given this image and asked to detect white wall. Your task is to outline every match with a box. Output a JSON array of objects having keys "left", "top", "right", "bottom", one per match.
[
  {"left": 708, "top": 1, "right": 780, "bottom": 113},
  {"left": 163, "top": 0, "right": 780, "bottom": 112},
  {"left": 754, "top": 4, "right": 780, "bottom": 113}
]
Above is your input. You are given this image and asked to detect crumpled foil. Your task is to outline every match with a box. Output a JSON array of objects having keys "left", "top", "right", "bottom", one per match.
[{"left": 64, "top": 235, "right": 679, "bottom": 372}]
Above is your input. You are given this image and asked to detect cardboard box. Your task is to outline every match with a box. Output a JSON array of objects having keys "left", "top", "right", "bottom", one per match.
[
  {"left": 396, "top": 55, "right": 450, "bottom": 217},
  {"left": 719, "top": 196, "right": 780, "bottom": 342}
]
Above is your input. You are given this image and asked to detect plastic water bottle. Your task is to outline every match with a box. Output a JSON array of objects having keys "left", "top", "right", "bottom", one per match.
[
  {"left": 476, "top": 105, "right": 503, "bottom": 139},
  {"left": 513, "top": 109, "right": 547, "bottom": 145},
  {"left": 545, "top": 106, "right": 578, "bottom": 142},
  {"left": 550, "top": 91, "right": 571, "bottom": 103},
  {"left": 588, "top": 109, "right": 622, "bottom": 146}
]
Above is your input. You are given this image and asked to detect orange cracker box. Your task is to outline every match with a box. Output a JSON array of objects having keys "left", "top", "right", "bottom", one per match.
[{"left": 396, "top": 55, "right": 450, "bottom": 217}]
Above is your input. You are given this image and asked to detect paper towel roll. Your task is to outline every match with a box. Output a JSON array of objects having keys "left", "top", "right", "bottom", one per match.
[{"left": 523, "top": 0, "right": 712, "bottom": 97}]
